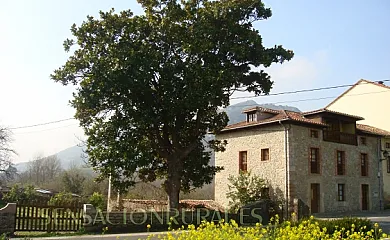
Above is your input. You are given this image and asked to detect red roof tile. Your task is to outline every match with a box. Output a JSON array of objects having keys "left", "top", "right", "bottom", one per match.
[
  {"left": 356, "top": 124, "right": 390, "bottom": 137},
  {"left": 303, "top": 108, "right": 364, "bottom": 120},
  {"left": 222, "top": 108, "right": 327, "bottom": 132},
  {"left": 242, "top": 106, "right": 281, "bottom": 114}
]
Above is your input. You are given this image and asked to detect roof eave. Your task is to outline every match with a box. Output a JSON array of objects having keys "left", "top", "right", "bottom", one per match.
[{"left": 220, "top": 119, "right": 326, "bottom": 133}]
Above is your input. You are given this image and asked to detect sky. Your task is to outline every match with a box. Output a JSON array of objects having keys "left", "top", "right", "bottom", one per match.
[{"left": 0, "top": 0, "right": 389, "bottom": 163}]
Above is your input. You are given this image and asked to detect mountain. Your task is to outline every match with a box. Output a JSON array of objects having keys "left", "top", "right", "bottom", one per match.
[
  {"left": 224, "top": 100, "right": 301, "bottom": 125},
  {"left": 14, "top": 145, "right": 87, "bottom": 172}
]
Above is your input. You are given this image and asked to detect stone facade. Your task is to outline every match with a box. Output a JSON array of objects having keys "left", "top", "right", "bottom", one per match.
[
  {"left": 215, "top": 124, "right": 287, "bottom": 208},
  {"left": 215, "top": 123, "right": 381, "bottom": 214},
  {"left": 381, "top": 137, "right": 390, "bottom": 203},
  {"left": 289, "top": 125, "right": 380, "bottom": 213}
]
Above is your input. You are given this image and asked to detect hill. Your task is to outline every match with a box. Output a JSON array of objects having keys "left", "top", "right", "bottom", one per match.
[
  {"left": 224, "top": 100, "right": 301, "bottom": 124},
  {"left": 14, "top": 145, "right": 87, "bottom": 172}
]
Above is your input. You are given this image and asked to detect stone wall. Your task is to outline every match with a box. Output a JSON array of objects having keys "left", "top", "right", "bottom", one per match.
[
  {"left": 215, "top": 124, "right": 287, "bottom": 208},
  {"left": 110, "top": 199, "right": 167, "bottom": 212},
  {"left": 84, "top": 204, "right": 238, "bottom": 233},
  {"left": 289, "top": 125, "right": 381, "bottom": 213},
  {"left": 0, "top": 203, "right": 16, "bottom": 234},
  {"left": 109, "top": 199, "right": 225, "bottom": 212},
  {"left": 381, "top": 137, "right": 390, "bottom": 205}
]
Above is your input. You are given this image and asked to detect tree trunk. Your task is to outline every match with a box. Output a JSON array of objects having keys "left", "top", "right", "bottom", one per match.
[
  {"left": 167, "top": 180, "right": 180, "bottom": 210},
  {"left": 165, "top": 157, "right": 182, "bottom": 210}
]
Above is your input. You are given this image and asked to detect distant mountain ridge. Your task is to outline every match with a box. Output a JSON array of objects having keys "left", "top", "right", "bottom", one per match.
[
  {"left": 223, "top": 100, "right": 301, "bottom": 124},
  {"left": 14, "top": 145, "right": 87, "bottom": 172}
]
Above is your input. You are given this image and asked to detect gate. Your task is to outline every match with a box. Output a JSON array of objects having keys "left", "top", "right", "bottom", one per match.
[{"left": 15, "top": 201, "right": 83, "bottom": 232}]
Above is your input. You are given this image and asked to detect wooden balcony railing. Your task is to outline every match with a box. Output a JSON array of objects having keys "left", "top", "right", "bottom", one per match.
[{"left": 323, "top": 130, "right": 357, "bottom": 145}]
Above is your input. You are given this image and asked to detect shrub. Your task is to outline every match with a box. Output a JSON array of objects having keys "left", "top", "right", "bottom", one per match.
[
  {"left": 226, "top": 171, "right": 270, "bottom": 213},
  {"left": 48, "top": 191, "right": 78, "bottom": 206},
  {"left": 89, "top": 192, "right": 105, "bottom": 210},
  {"left": 3, "top": 184, "right": 39, "bottom": 203},
  {"left": 315, "top": 217, "right": 373, "bottom": 236},
  {"left": 150, "top": 216, "right": 386, "bottom": 240}
]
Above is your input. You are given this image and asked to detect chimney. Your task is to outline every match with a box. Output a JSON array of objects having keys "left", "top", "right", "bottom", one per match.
[{"left": 378, "top": 81, "right": 384, "bottom": 85}]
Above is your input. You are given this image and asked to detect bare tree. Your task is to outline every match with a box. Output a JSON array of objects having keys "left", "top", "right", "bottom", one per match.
[
  {"left": 0, "top": 127, "right": 15, "bottom": 170},
  {"left": 43, "top": 155, "right": 62, "bottom": 181},
  {"left": 26, "top": 154, "right": 62, "bottom": 186},
  {"left": 0, "top": 127, "right": 17, "bottom": 185}
]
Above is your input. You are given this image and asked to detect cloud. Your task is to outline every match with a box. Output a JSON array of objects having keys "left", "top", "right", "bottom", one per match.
[
  {"left": 230, "top": 49, "right": 329, "bottom": 105},
  {"left": 266, "top": 49, "right": 328, "bottom": 92}
]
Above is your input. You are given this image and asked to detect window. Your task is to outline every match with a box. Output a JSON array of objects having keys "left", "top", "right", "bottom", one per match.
[
  {"left": 336, "top": 151, "right": 346, "bottom": 175},
  {"left": 239, "top": 151, "right": 248, "bottom": 172},
  {"left": 310, "top": 148, "right": 320, "bottom": 174},
  {"left": 338, "top": 184, "right": 346, "bottom": 201},
  {"left": 247, "top": 113, "right": 257, "bottom": 122},
  {"left": 386, "top": 142, "right": 390, "bottom": 149},
  {"left": 361, "top": 153, "right": 368, "bottom": 176},
  {"left": 360, "top": 137, "right": 367, "bottom": 145},
  {"left": 261, "top": 148, "right": 270, "bottom": 161},
  {"left": 387, "top": 157, "right": 390, "bottom": 173},
  {"left": 310, "top": 130, "right": 319, "bottom": 138}
]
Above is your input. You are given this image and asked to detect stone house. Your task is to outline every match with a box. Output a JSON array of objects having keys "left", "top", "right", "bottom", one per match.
[
  {"left": 215, "top": 107, "right": 390, "bottom": 214},
  {"left": 326, "top": 79, "right": 390, "bottom": 202}
]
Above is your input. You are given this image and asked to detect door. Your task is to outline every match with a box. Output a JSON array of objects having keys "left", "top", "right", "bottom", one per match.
[
  {"left": 311, "top": 183, "right": 320, "bottom": 213},
  {"left": 362, "top": 184, "right": 369, "bottom": 210}
]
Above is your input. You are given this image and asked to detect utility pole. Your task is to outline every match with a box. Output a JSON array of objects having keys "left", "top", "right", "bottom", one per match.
[{"left": 107, "top": 174, "right": 112, "bottom": 211}]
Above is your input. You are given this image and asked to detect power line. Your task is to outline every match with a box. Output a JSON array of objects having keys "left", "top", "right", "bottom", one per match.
[
  {"left": 227, "top": 89, "right": 389, "bottom": 108},
  {"left": 9, "top": 118, "right": 76, "bottom": 130},
  {"left": 7, "top": 79, "right": 390, "bottom": 129},
  {"left": 13, "top": 124, "right": 79, "bottom": 135},
  {"left": 230, "top": 79, "right": 390, "bottom": 100}
]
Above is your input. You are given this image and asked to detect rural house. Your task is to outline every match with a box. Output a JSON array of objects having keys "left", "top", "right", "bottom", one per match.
[
  {"left": 215, "top": 106, "right": 390, "bottom": 214},
  {"left": 326, "top": 79, "right": 390, "bottom": 203}
]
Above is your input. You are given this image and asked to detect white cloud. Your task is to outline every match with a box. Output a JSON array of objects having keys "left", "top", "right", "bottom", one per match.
[{"left": 230, "top": 49, "right": 329, "bottom": 107}]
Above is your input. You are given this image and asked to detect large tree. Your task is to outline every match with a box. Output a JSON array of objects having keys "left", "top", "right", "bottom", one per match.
[{"left": 51, "top": 0, "right": 293, "bottom": 209}]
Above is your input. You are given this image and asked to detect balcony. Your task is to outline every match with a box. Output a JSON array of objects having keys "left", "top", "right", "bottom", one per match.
[{"left": 323, "top": 130, "right": 357, "bottom": 145}]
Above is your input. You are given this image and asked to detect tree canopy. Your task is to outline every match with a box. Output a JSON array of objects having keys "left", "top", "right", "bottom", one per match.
[{"left": 51, "top": 0, "right": 293, "bottom": 208}]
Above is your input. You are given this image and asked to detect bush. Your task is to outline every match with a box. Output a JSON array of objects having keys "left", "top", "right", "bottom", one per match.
[
  {"left": 48, "top": 191, "right": 79, "bottom": 206},
  {"left": 150, "top": 217, "right": 386, "bottom": 240},
  {"left": 0, "top": 199, "right": 6, "bottom": 209},
  {"left": 3, "top": 184, "right": 39, "bottom": 203},
  {"left": 89, "top": 192, "right": 105, "bottom": 210},
  {"left": 315, "top": 217, "right": 373, "bottom": 236},
  {"left": 226, "top": 171, "right": 270, "bottom": 213}
]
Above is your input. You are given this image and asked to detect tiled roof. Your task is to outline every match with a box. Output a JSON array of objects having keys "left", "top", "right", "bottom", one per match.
[
  {"left": 303, "top": 108, "right": 364, "bottom": 120},
  {"left": 356, "top": 124, "right": 390, "bottom": 137},
  {"left": 326, "top": 79, "right": 390, "bottom": 108},
  {"left": 222, "top": 108, "right": 327, "bottom": 132},
  {"left": 242, "top": 106, "right": 281, "bottom": 114}
]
